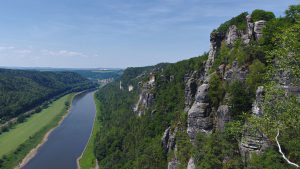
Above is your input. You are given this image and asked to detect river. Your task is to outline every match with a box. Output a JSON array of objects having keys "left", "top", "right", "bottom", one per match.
[{"left": 22, "top": 91, "right": 96, "bottom": 169}]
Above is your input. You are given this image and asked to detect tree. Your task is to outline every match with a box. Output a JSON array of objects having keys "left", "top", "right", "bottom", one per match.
[
  {"left": 251, "top": 9, "right": 275, "bottom": 22},
  {"left": 285, "top": 5, "right": 300, "bottom": 22},
  {"left": 250, "top": 22, "right": 300, "bottom": 167}
]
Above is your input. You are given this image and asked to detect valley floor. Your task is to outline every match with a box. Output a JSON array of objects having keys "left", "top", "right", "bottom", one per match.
[{"left": 0, "top": 93, "right": 74, "bottom": 169}]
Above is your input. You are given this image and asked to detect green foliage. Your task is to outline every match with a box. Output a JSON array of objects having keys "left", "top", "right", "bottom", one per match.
[
  {"left": 251, "top": 9, "right": 275, "bottom": 22},
  {"left": 247, "top": 149, "right": 295, "bottom": 169},
  {"left": 94, "top": 55, "right": 208, "bottom": 169},
  {"left": 246, "top": 59, "right": 266, "bottom": 92},
  {"left": 249, "top": 19, "right": 300, "bottom": 167},
  {"left": 0, "top": 69, "right": 95, "bottom": 122},
  {"left": 208, "top": 74, "right": 224, "bottom": 108},
  {"left": 216, "top": 12, "right": 248, "bottom": 33},
  {"left": 228, "top": 81, "right": 252, "bottom": 119},
  {"left": 194, "top": 132, "right": 242, "bottom": 169},
  {"left": 175, "top": 130, "right": 193, "bottom": 169},
  {"left": 285, "top": 4, "right": 300, "bottom": 22},
  {"left": 0, "top": 94, "right": 73, "bottom": 169},
  {"left": 232, "top": 39, "right": 248, "bottom": 65}
]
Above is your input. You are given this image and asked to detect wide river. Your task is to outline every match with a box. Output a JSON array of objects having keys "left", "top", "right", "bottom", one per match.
[{"left": 23, "top": 91, "right": 96, "bottom": 169}]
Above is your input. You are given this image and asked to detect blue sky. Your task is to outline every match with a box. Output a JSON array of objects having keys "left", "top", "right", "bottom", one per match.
[{"left": 0, "top": 0, "right": 298, "bottom": 68}]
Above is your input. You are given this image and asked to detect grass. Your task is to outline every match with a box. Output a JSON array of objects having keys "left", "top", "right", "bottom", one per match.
[
  {"left": 79, "top": 94, "right": 101, "bottom": 169},
  {"left": 0, "top": 93, "right": 74, "bottom": 169}
]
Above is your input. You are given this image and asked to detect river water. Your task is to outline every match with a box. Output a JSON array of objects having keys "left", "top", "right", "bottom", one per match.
[{"left": 23, "top": 91, "right": 96, "bottom": 169}]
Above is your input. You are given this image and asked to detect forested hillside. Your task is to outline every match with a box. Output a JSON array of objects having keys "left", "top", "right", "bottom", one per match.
[
  {"left": 94, "top": 5, "right": 300, "bottom": 169},
  {"left": 0, "top": 69, "right": 96, "bottom": 122}
]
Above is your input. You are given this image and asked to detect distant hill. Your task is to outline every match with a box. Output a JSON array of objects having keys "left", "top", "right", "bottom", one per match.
[
  {"left": 0, "top": 67, "right": 124, "bottom": 80},
  {"left": 0, "top": 68, "right": 96, "bottom": 122}
]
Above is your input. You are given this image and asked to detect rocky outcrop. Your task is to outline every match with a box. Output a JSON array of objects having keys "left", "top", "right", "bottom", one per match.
[
  {"left": 119, "top": 81, "right": 123, "bottom": 90},
  {"left": 162, "top": 126, "right": 179, "bottom": 169},
  {"left": 224, "top": 60, "right": 248, "bottom": 81},
  {"left": 187, "top": 83, "right": 213, "bottom": 141},
  {"left": 225, "top": 15, "right": 266, "bottom": 45},
  {"left": 128, "top": 85, "right": 134, "bottom": 92},
  {"left": 254, "top": 20, "right": 266, "bottom": 40},
  {"left": 187, "top": 157, "right": 195, "bottom": 169},
  {"left": 134, "top": 75, "right": 156, "bottom": 116},
  {"left": 240, "top": 86, "right": 269, "bottom": 162},
  {"left": 243, "top": 15, "right": 255, "bottom": 44},
  {"left": 168, "top": 158, "right": 179, "bottom": 169},
  {"left": 215, "top": 105, "right": 230, "bottom": 132},
  {"left": 239, "top": 126, "right": 270, "bottom": 161},
  {"left": 162, "top": 127, "right": 177, "bottom": 153},
  {"left": 226, "top": 25, "right": 240, "bottom": 47},
  {"left": 204, "top": 32, "right": 224, "bottom": 76},
  {"left": 252, "top": 86, "right": 264, "bottom": 116},
  {"left": 184, "top": 71, "right": 199, "bottom": 112}
]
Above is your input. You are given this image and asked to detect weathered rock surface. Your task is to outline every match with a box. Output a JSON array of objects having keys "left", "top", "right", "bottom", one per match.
[
  {"left": 252, "top": 86, "right": 264, "bottom": 116},
  {"left": 240, "top": 86, "right": 269, "bottom": 162},
  {"left": 254, "top": 20, "right": 266, "bottom": 40},
  {"left": 162, "top": 127, "right": 177, "bottom": 153},
  {"left": 226, "top": 25, "right": 240, "bottom": 47},
  {"left": 204, "top": 32, "right": 224, "bottom": 76},
  {"left": 168, "top": 158, "right": 179, "bottom": 169},
  {"left": 224, "top": 60, "right": 248, "bottom": 81},
  {"left": 134, "top": 73, "right": 157, "bottom": 116},
  {"left": 239, "top": 126, "right": 270, "bottom": 161},
  {"left": 215, "top": 105, "right": 230, "bottom": 132},
  {"left": 187, "top": 157, "right": 195, "bottom": 169},
  {"left": 187, "top": 83, "right": 213, "bottom": 140},
  {"left": 184, "top": 71, "right": 199, "bottom": 112}
]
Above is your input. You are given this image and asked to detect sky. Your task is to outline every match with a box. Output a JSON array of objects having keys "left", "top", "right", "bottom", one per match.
[{"left": 0, "top": 0, "right": 298, "bottom": 68}]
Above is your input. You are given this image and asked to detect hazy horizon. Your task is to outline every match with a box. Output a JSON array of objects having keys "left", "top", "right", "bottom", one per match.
[{"left": 0, "top": 0, "right": 298, "bottom": 68}]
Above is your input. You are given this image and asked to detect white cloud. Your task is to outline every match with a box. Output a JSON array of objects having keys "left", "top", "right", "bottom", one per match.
[
  {"left": 0, "top": 46, "right": 15, "bottom": 51},
  {"left": 41, "top": 49, "right": 87, "bottom": 58}
]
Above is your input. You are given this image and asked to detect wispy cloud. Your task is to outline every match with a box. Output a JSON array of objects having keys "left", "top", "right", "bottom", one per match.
[{"left": 41, "top": 49, "right": 88, "bottom": 58}]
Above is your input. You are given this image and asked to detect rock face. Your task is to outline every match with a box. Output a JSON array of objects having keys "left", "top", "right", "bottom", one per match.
[
  {"left": 134, "top": 75, "right": 156, "bottom": 116},
  {"left": 224, "top": 15, "right": 266, "bottom": 45},
  {"left": 187, "top": 83, "right": 213, "bottom": 140},
  {"left": 184, "top": 71, "right": 199, "bottom": 112},
  {"left": 183, "top": 14, "right": 268, "bottom": 167},
  {"left": 226, "top": 25, "right": 240, "bottom": 47},
  {"left": 254, "top": 20, "right": 266, "bottom": 40},
  {"left": 187, "top": 157, "right": 195, "bottom": 169},
  {"left": 204, "top": 32, "right": 223, "bottom": 76},
  {"left": 224, "top": 60, "right": 248, "bottom": 81},
  {"left": 162, "top": 127, "right": 179, "bottom": 169},
  {"left": 161, "top": 127, "right": 177, "bottom": 153},
  {"left": 168, "top": 158, "right": 179, "bottom": 169},
  {"left": 240, "top": 86, "right": 269, "bottom": 162},
  {"left": 215, "top": 105, "right": 230, "bottom": 131},
  {"left": 252, "top": 86, "right": 264, "bottom": 116}
]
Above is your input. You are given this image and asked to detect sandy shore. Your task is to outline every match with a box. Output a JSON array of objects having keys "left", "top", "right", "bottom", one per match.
[{"left": 15, "top": 93, "right": 78, "bottom": 169}]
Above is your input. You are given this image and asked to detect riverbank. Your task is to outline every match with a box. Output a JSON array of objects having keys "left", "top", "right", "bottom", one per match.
[
  {"left": 0, "top": 93, "right": 75, "bottom": 169},
  {"left": 77, "top": 94, "right": 101, "bottom": 169}
]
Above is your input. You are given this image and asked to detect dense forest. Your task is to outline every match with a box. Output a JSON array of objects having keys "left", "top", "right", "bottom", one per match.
[
  {"left": 0, "top": 68, "right": 96, "bottom": 123},
  {"left": 94, "top": 5, "right": 300, "bottom": 169}
]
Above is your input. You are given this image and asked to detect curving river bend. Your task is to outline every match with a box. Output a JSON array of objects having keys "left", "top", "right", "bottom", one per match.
[{"left": 23, "top": 91, "right": 96, "bottom": 169}]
